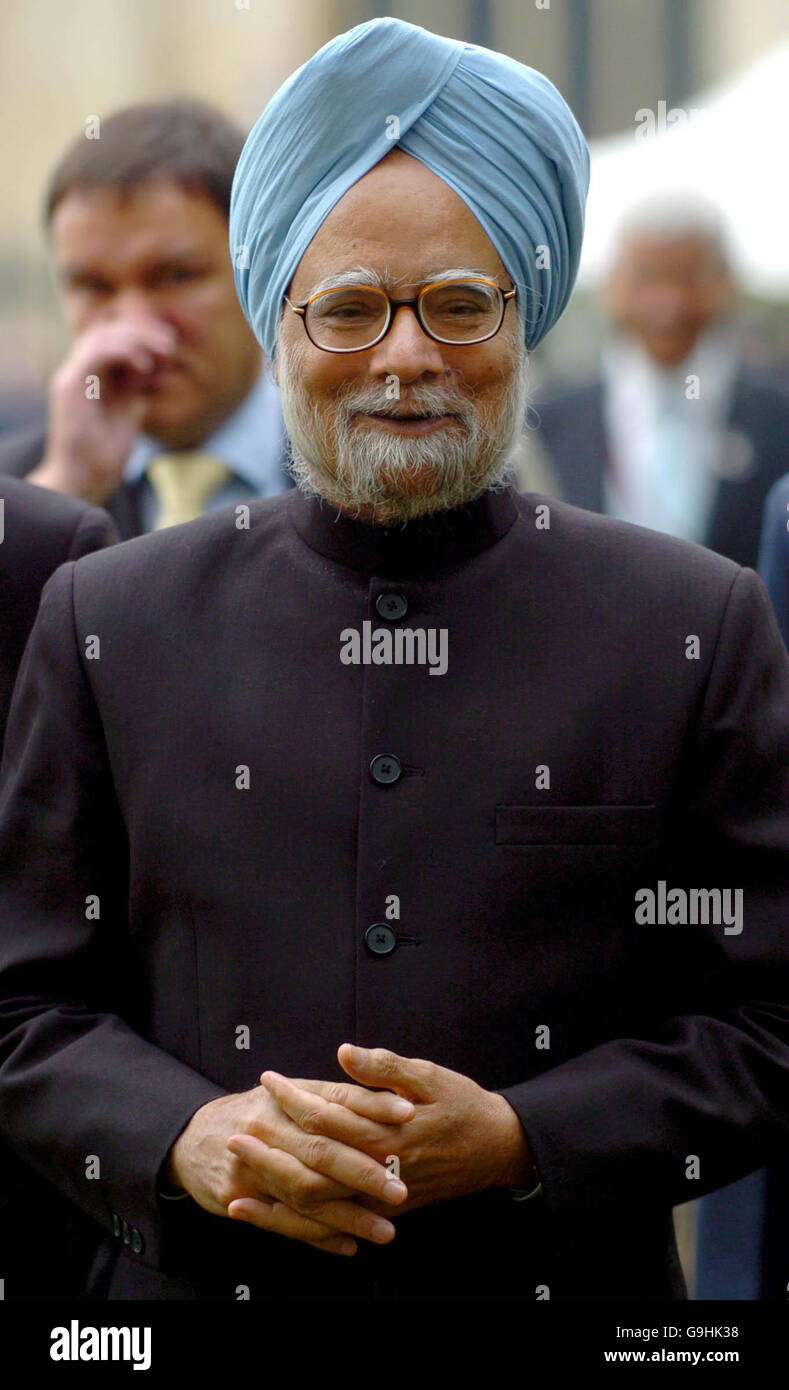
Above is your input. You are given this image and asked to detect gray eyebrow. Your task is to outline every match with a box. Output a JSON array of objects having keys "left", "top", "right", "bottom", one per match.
[{"left": 303, "top": 266, "right": 497, "bottom": 298}]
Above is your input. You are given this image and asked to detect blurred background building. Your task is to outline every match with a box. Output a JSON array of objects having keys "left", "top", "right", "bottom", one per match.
[{"left": 2, "top": 0, "right": 788, "bottom": 429}]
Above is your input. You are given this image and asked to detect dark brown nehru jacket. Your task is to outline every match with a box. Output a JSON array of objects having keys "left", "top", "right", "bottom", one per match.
[{"left": 0, "top": 485, "right": 787, "bottom": 1300}]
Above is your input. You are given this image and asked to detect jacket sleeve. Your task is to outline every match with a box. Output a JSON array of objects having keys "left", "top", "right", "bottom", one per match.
[
  {"left": 0, "top": 561, "right": 227, "bottom": 1273},
  {"left": 498, "top": 566, "right": 789, "bottom": 1232}
]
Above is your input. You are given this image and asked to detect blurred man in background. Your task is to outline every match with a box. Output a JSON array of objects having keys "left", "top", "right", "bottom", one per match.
[
  {"left": 534, "top": 195, "right": 789, "bottom": 568},
  {"left": 690, "top": 482, "right": 789, "bottom": 1301},
  {"left": 0, "top": 99, "right": 291, "bottom": 537},
  {"left": 0, "top": 476, "right": 118, "bottom": 1298}
]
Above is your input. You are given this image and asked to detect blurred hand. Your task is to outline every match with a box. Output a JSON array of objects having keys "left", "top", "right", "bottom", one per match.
[{"left": 29, "top": 316, "right": 177, "bottom": 505}]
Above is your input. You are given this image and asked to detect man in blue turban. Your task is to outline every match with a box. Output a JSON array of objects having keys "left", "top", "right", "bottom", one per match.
[
  {"left": 231, "top": 17, "right": 589, "bottom": 362},
  {"left": 229, "top": 15, "right": 589, "bottom": 527},
  {"left": 1, "top": 17, "right": 788, "bottom": 1306}
]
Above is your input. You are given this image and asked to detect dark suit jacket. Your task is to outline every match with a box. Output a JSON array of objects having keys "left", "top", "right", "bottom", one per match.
[
  {"left": 0, "top": 486, "right": 788, "bottom": 1302},
  {"left": 758, "top": 475, "right": 789, "bottom": 649},
  {"left": 0, "top": 474, "right": 118, "bottom": 1299},
  {"left": 534, "top": 365, "right": 789, "bottom": 569}
]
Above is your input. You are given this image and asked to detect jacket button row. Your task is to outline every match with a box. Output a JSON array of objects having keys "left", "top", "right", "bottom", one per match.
[
  {"left": 368, "top": 751, "right": 402, "bottom": 949},
  {"left": 367, "top": 595, "right": 407, "bottom": 956}
]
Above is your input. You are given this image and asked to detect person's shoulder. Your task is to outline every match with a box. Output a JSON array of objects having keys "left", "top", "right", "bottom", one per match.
[
  {"left": 0, "top": 475, "right": 117, "bottom": 569},
  {"left": 2, "top": 471, "right": 83, "bottom": 522},
  {"left": 70, "top": 490, "right": 294, "bottom": 589},
  {"left": 513, "top": 491, "right": 741, "bottom": 600}
]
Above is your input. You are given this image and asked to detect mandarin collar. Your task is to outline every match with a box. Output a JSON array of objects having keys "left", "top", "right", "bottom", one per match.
[{"left": 289, "top": 485, "right": 519, "bottom": 576}]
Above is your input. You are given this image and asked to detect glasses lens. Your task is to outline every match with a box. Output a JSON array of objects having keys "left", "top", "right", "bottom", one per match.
[
  {"left": 306, "top": 286, "right": 388, "bottom": 350},
  {"left": 421, "top": 280, "right": 502, "bottom": 342}
]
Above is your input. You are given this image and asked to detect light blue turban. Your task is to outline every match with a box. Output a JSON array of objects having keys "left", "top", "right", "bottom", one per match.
[{"left": 230, "top": 17, "right": 590, "bottom": 357}]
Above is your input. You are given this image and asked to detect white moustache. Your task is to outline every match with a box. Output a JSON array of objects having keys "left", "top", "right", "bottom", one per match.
[{"left": 340, "top": 387, "right": 474, "bottom": 425}]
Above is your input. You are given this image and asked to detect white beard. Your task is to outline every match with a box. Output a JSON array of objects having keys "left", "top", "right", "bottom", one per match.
[{"left": 276, "top": 337, "right": 531, "bottom": 525}]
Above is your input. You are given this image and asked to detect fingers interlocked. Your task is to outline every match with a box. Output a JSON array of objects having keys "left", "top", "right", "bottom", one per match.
[{"left": 224, "top": 1073, "right": 411, "bottom": 1255}]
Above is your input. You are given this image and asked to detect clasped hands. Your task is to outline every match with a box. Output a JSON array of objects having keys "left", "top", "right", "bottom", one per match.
[{"left": 167, "top": 1043, "right": 534, "bottom": 1256}]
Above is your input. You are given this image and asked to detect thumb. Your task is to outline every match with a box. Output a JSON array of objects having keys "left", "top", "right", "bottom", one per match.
[{"left": 337, "top": 1043, "right": 433, "bottom": 1102}]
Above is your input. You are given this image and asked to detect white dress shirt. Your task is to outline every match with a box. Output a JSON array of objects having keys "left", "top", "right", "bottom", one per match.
[{"left": 601, "top": 327, "right": 744, "bottom": 545}]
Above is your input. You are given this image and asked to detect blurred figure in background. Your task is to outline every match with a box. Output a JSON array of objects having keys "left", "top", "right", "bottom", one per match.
[
  {"left": 534, "top": 195, "right": 789, "bottom": 568},
  {"left": 692, "top": 481, "right": 789, "bottom": 1301},
  {"left": 0, "top": 99, "right": 291, "bottom": 537},
  {"left": 0, "top": 480, "right": 118, "bottom": 745},
  {"left": 759, "top": 476, "right": 789, "bottom": 646},
  {"left": 0, "top": 476, "right": 118, "bottom": 1299}
]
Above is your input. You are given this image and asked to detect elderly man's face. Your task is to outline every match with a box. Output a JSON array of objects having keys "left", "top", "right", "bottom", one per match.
[
  {"left": 604, "top": 233, "right": 734, "bottom": 368},
  {"left": 274, "top": 149, "right": 527, "bottom": 523}
]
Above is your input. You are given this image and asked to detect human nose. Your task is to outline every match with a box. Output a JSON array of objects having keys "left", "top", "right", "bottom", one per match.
[
  {"left": 641, "top": 284, "right": 689, "bottom": 328},
  {"left": 100, "top": 288, "right": 170, "bottom": 328},
  {"left": 365, "top": 303, "right": 447, "bottom": 380}
]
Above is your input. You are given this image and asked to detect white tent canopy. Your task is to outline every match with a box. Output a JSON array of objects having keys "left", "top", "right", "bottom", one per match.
[{"left": 578, "top": 40, "right": 789, "bottom": 297}]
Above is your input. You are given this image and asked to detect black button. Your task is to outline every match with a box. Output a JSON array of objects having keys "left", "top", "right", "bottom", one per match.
[
  {"left": 112, "top": 1212, "right": 122, "bottom": 1240},
  {"left": 370, "top": 754, "right": 402, "bottom": 785},
  {"left": 375, "top": 592, "right": 408, "bottom": 621},
  {"left": 122, "top": 1220, "right": 131, "bottom": 1247},
  {"left": 365, "top": 923, "right": 397, "bottom": 955},
  {"left": 131, "top": 1229, "right": 145, "bottom": 1255}
]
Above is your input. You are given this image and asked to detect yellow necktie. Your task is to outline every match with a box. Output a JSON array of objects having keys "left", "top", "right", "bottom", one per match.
[{"left": 146, "top": 452, "right": 232, "bottom": 529}]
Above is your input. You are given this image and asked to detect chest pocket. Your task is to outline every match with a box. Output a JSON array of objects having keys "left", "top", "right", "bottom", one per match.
[{"left": 495, "top": 804, "right": 658, "bottom": 846}]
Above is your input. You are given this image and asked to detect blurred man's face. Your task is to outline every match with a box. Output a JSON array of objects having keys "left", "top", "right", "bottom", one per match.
[
  {"left": 50, "top": 180, "right": 262, "bottom": 446},
  {"left": 604, "top": 233, "right": 734, "bottom": 368},
  {"left": 274, "top": 149, "right": 528, "bottom": 524}
]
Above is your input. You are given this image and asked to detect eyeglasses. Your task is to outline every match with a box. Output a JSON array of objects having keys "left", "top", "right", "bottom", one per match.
[{"left": 283, "top": 277, "right": 517, "bottom": 353}]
